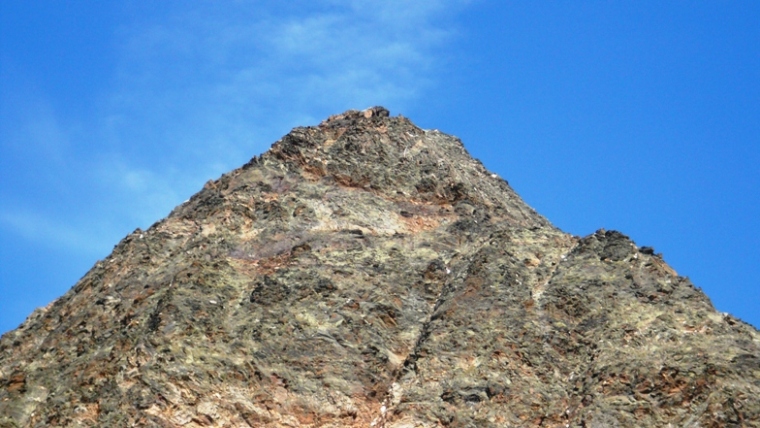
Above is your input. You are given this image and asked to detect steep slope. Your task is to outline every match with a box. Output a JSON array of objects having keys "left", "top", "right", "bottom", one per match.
[{"left": 1, "top": 108, "right": 758, "bottom": 427}]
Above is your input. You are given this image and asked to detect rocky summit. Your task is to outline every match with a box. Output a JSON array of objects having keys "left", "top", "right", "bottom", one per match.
[{"left": 1, "top": 107, "right": 758, "bottom": 427}]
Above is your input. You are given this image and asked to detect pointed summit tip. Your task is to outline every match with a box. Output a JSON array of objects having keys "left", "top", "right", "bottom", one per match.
[
  {"left": 252, "top": 105, "right": 554, "bottom": 229},
  {"left": 319, "top": 106, "right": 390, "bottom": 127}
]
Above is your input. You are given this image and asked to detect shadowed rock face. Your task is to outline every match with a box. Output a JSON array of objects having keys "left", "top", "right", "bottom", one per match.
[{"left": 1, "top": 107, "right": 758, "bottom": 427}]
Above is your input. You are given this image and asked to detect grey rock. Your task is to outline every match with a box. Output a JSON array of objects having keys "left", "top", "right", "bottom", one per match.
[{"left": 1, "top": 107, "right": 758, "bottom": 427}]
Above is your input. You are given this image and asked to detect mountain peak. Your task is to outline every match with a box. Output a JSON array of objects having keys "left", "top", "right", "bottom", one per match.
[
  {"left": 253, "top": 106, "right": 549, "bottom": 231},
  {"left": 319, "top": 106, "right": 391, "bottom": 127},
  {"left": 1, "top": 109, "right": 758, "bottom": 427}
]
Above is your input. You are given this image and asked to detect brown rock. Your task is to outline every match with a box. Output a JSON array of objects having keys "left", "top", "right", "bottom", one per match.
[{"left": 1, "top": 108, "right": 758, "bottom": 427}]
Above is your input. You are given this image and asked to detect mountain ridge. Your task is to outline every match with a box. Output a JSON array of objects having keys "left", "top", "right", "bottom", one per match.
[{"left": 1, "top": 107, "right": 758, "bottom": 427}]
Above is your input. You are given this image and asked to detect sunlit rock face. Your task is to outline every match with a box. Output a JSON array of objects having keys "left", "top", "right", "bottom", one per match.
[{"left": 1, "top": 107, "right": 758, "bottom": 427}]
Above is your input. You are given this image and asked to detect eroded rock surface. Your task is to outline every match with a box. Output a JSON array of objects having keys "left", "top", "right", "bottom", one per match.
[{"left": 1, "top": 108, "right": 758, "bottom": 427}]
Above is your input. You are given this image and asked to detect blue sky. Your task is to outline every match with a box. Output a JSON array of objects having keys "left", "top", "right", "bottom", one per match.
[{"left": 1, "top": 1, "right": 758, "bottom": 334}]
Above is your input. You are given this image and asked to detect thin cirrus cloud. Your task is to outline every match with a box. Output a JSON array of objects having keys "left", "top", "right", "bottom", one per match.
[
  {"left": 110, "top": 1, "right": 461, "bottom": 138},
  {"left": 0, "top": 209, "right": 105, "bottom": 256}
]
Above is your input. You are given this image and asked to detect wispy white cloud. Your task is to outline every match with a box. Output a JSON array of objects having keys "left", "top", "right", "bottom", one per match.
[
  {"left": 0, "top": 208, "right": 108, "bottom": 256},
  {"left": 0, "top": 73, "right": 70, "bottom": 168},
  {"left": 108, "top": 1, "right": 469, "bottom": 144}
]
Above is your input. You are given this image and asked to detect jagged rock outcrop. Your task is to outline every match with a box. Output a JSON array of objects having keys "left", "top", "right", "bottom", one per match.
[{"left": 1, "top": 107, "right": 758, "bottom": 427}]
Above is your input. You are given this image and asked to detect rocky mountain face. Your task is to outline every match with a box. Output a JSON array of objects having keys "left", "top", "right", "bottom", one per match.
[{"left": 1, "top": 107, "right": 758, "bottom": 427}]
